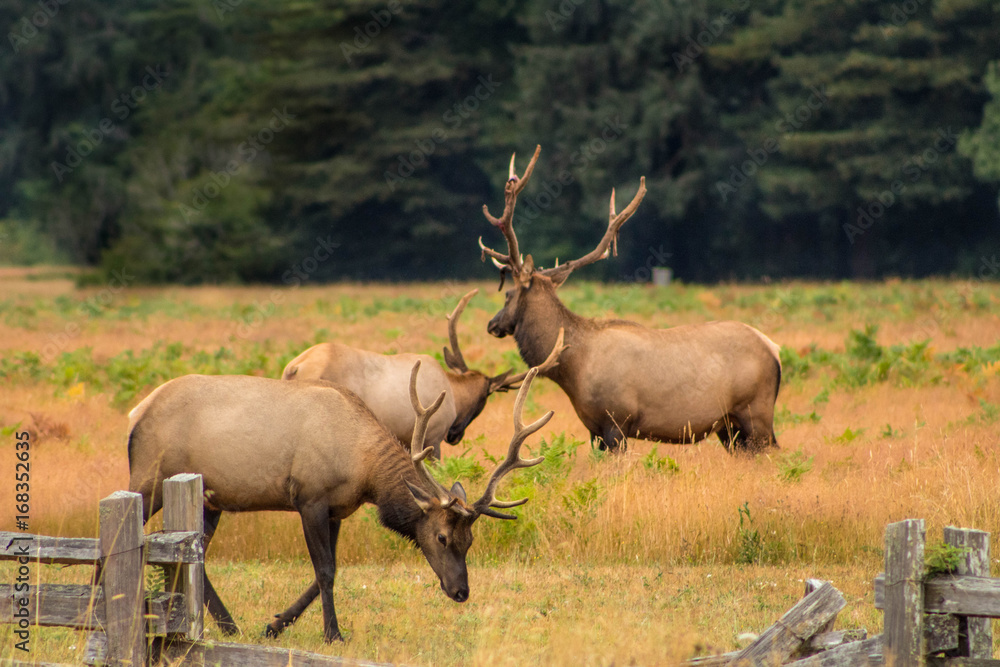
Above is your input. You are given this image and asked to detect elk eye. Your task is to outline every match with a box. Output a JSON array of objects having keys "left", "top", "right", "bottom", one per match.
[{"left": 437, "top": 534, "right": 447, "bottom": 546}]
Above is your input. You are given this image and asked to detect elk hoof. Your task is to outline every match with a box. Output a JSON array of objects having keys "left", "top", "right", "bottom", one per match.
[
  {"left": 324, "top": 630, "right": 344, "bottom": 643},
  {"left": 217, "top": 622, "right": 240, "bottom": 636},
  {"left": 263, "top": 623, "right": 283, "bottom": 639}
]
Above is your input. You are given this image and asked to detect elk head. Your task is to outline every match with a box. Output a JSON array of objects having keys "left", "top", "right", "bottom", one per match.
[
  {"left": 405, "top": 361, "right": 551, "bottom": 603},
  {"left": 479, "top": 145, "right": 646, "bottom": 338},
  {"left": 440, "top": 288, "right": 564, "bottom": 444}
]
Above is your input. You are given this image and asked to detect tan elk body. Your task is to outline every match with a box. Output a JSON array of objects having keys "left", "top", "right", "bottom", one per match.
[
  {"left": 479, "top": 146, "right": 781, "bottom": 452},
  {"left": 127, "top": 363, "right": 551, "bottom": 642},
  {"left": 282, "top": 289, "right": 562, "bottom": 456}
]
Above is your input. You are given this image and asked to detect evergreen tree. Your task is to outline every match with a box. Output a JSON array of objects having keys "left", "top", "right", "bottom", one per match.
[
  {"left": 709, "top": 0, "right": 1000, "bottom": 277},
  {"left": 506, "top": 0, "right": 764, "bottom": 282}
]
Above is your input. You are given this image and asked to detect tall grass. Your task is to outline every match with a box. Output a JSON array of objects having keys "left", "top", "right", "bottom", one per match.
[{"left": 2, "top": 274, "right": 999, "bottom": 664}]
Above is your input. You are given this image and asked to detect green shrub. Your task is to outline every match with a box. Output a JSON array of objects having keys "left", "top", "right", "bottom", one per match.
[
  {"left": 641, "top": 446, "right": 680, "bottom": 474},
  {"left": 776, "top": 449, "right": 813, "bottom": 482},
  {"left": 925, "top": 541, "right": 970, "bottom": 577},
  {"left": 430, "top": 448, "right": 487, "bottom": 486}
]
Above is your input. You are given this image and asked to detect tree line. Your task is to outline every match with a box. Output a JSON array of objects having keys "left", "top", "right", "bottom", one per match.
[{"left": 1, "top": 0, "right": 999, "bottom": 283}]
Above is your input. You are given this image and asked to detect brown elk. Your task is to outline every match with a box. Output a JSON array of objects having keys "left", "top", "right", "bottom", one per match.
[
  {"left": 478, "top": 145, "right": 782, "bottom": 453},
  {"left": 282, "top": 289, "right": 564, "bottom": 458},
  {"left": 127, "top": 362, "right": 551, "bottom": 642}
]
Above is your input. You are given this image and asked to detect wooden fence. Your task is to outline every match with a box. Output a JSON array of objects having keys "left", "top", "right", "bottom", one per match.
[
  {"left": 686, "top": 518, "right": 999, "bottom": 667},
  {"left": 3, "top": 481, "right": 999, "bottom": 666},
  {"left": 1, "top": 474, "right": 385, "bottom": 667}
]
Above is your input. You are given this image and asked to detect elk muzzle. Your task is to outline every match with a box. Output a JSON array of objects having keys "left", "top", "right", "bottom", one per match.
[
  {"left": 487, "top": 312, "right": 512, "bottom": 338},
  {"left": 445, "top": 424, "right": 466, "bottom": 445},
  {"left": 446, "top": 582, "right": 470, "bottom": 603},
  {"left": 440, "top": 572, "right": 470, "bottom": 603}
]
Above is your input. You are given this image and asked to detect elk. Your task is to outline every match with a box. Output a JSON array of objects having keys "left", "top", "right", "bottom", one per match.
[
  {"left": 478, "top": 145, "right": 782, "bottom": 453},
  {"left": 127, "top": 362, "right": 552, "bottom": 642},
  {"left": 282, "top": 289, "right": 565, "bottom": 458}
]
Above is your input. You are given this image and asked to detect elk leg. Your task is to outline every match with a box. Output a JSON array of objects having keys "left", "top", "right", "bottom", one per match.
[
  {"left": 718, "top": 415, "right": 742, "bottom": 453},
  {"left": 202, "top": 509, "right": 240, "bottom": 636},
  {"left": 601, "top": 420, "right": 628, "bottom": 452},
  {"left": 727, "top": 406, "right": 777, "bottom": 454},
  {"left": 264, "top": 518, "right": 340, "bottom": 638},
  {"left": 298, "top": 505, "right": 343, "bottom": 642},
  {"left": 590, "top": 432, "right": 606, "bottom": 451},
  {"left": 264, "top": 581, "right": 320, "bottom": 638}
]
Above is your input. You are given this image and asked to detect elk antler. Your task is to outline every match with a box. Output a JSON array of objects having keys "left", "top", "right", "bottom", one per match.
[
  {"left": 408, "top": 361, "right": 450, "bottom": 499},
  {"left": 473, "top": 367, "right": 552, "bottom": 519},
  {"left": 480, "top": 145, "right": 542, "bottom": 277},
  {"left": 442, "top": 289, "right": 478, "bottom": 373},
  {"left": 492, "top": 328, "right": 567, "bottom": 392},
  {"left": 538, "top": 176, "right": 647, "bottom": 285}
]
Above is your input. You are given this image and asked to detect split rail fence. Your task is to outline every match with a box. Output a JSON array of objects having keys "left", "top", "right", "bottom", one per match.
[
  {"left": 686, "top": 518, "right": 999, "bottom": 667},
  {"left": 1, "top": 473, "right": 384, "bottom": 667},
  {"left": 2, "top": 478, "right": 998, "bottom": 666}
]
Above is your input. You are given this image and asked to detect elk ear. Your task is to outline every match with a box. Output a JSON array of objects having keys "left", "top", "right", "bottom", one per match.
[
  {"left": 547, "top": 266, "right": 572, "bottom": 288},
  {"left": 450, "top": 481, "right": 467, "bottom": 503},
  {"left": 519, "top": 255, "right": 535, "bottom": 288},
  {"left": 404, "top": 480, "right": 436, "bottom": 513},
  {"left": 488, "top": 369, "right": 514, "bottom": 393},
  {"left": 442, "top": 347, "right": 463, "bottom": 372}
]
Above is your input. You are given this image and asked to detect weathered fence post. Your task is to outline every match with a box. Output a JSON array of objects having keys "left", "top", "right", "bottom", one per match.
[
  {"left": 162, "top": 473, "right": 205, "bottom": 642},
  {"left": 725, "top": 580, "right": 846, "bottom": 666},
  {"left": 883, "top": 519, "right": 925, "bottom": 667},
  {"left": 942, "top": 526, "right": 992, "bottom": 658},
  {"left": 99, "top": 491, "right": 146, "bottom": 667}
]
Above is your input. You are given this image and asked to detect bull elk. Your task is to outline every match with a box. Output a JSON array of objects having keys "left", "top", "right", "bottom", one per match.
[
  {"left": 127, "top": 362, "right": 551, "bottom": 642},
  {"left": 478, "top": 145, "right": 781, "bottom": 453},
  {"left": 282, "top": 289, "right": 564, "bottom": 458}
]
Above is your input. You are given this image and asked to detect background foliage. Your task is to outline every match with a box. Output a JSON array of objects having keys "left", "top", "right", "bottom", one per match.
[{"left": 2, "top": 0, "right": 999, "bottom": 282}]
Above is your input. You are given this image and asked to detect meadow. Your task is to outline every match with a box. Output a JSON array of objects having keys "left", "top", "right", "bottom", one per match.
[{"left": 1, "top": 267, "right": 999, "bottom": 665}]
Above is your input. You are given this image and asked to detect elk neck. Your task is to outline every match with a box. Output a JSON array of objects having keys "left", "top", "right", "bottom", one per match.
[
  {"left": 368, "top": 441, "right": 427, "bottom": 542},
  {"left": 513, "top": 279, "right": 584, "bottom": 376},
  {"left": 446, "top": 372, "right": 488, "bottom": 417}
]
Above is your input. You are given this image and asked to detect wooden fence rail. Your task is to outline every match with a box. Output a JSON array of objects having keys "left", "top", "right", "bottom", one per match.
[
  {"left": 878, "top": 519, "right": 997, "bottom": 667},
  {"left": 1, "top": 474, "right": 386, "bottom": 667},
  {"left": 4, "top": 489, "right": 998, "bottom": 666},
  {"left": 682, "top": 519, "right": 998, "bottom": 667}
]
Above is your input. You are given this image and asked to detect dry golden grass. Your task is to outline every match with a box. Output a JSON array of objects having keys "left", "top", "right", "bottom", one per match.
[{"left": 1, "top": 269, "right": 999, "bottom": 664}]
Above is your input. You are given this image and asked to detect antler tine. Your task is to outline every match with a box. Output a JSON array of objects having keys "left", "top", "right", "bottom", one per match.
[
  {"left": 481, "top": 145, "right": 542, "bottom": 276},
  {"left": 496, "top": 328, "right": 567, "bottom": 391},
  {"left": 538, "top": 176, "right": 647, "bottom": 281},
  {"left": 408, "top": 361, "right": 450, "bottom": 496},
  {"left": 443, "top": 289, "right": 478, "bottom": 373},
  {"left": 474, "top": 367, "right": 553, "bottom": 520},
  {"left": 479, "top": 236, "right": 510, "bottom": 266},
  {"left": 509, "top": 145, "right": 540, "bottom": 196}
]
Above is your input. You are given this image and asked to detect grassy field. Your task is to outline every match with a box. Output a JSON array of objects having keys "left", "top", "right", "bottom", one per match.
[{"left": 1, "top": 267, "right": 999, "bottom": 665}]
